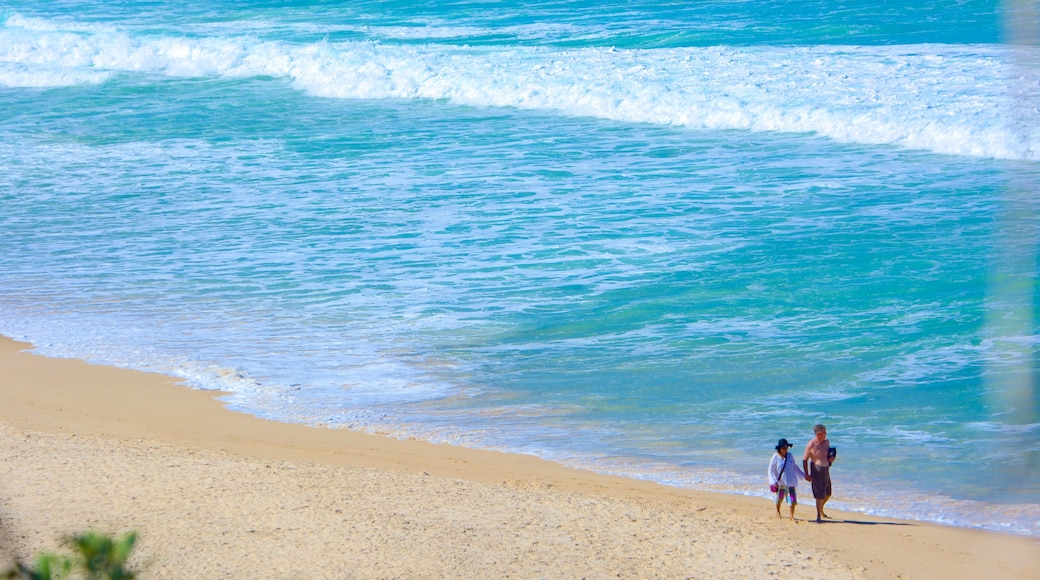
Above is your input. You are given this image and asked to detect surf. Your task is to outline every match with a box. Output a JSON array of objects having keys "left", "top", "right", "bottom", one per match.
[{"left": 2, "top": 13, "right": 1037, "bottom": 161}]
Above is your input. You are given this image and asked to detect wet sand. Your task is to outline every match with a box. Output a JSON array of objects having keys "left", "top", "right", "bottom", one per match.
[{"left": 1, "top": 336, "right": 1037, "bottom": 578}]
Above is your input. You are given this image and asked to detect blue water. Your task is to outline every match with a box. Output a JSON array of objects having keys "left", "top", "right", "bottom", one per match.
[{"left": 2, "top": 1, "right": 1039, "bottom": 536}]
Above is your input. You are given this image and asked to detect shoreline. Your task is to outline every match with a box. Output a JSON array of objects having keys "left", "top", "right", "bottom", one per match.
[{"left": 1, "top": 335, "right": 1037, "bottom": 578}]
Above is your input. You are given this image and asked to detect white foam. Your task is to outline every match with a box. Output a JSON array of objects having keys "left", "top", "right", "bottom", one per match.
[
  {"left": 2, "top": 13, "right": 1037, "bottom": 160},
  {"left": 3, "top": 13, "right": 118, "bottom": 34},
  {"left": 0, "top": 62, "right": 110, "bottom": 86},
  {"left": 0, "top": 306, "right": 461, "bottom": 410}
]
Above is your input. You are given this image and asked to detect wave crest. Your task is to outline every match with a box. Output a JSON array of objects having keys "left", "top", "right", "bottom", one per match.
[{"left": 2, "top": 13, "right": 1037, "bottom": 160}]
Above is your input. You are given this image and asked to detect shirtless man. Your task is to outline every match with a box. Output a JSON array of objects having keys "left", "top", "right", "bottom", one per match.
[{"left": 802, "top": 424, "right": 834, "bottom": 523}]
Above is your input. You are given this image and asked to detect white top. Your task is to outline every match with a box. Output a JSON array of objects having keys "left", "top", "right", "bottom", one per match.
[{"left": 768, "top": 452, "right": 806, "bottom": 488}]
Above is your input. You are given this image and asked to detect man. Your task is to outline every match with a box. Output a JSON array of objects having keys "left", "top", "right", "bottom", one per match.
[{"left": 802, "top": 424, "right": 834, "bottom": 523}]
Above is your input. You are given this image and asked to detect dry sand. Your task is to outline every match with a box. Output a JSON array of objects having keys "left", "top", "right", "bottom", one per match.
[{"left": 0, "top": 336, "right": 1037, "bottom": 579}]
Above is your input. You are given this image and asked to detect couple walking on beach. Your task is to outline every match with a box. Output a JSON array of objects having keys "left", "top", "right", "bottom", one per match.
[{"left": 767, "top": 424, "right": 835, "bottom": 523}]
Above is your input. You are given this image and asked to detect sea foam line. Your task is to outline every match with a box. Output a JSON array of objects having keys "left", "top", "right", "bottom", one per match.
[{"left": 1, "top": 12, "right": 1038, "bottom": 160}]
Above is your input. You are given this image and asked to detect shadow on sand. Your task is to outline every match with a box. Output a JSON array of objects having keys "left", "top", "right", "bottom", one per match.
[{"left": 809, "top": 518, "right": 913, "bottom": 527}]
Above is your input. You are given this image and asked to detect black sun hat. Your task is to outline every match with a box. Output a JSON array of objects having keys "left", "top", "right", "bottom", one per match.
[{"left": 775, "top": 438, "right": 792, "bottom": 450}]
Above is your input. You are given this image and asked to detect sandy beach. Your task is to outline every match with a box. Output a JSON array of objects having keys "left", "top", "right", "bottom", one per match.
[{"left": 0, "top": 336, "right": 1037, "bottom": 579}]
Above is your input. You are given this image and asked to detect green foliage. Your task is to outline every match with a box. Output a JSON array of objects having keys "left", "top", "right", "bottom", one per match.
[
  {"left": 70, "top": 531, "right": 137, "bottom": 580},
  {"left": 3, "top": 553, "right": 72, "bottom": 580},
  {"left": 2, "top": 531, "right": 138, "bottom": 580}
]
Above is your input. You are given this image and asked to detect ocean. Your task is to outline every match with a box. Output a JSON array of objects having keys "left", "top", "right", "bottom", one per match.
[{"left": 1, "top": 0, "right": 1038, "bottom": 536}]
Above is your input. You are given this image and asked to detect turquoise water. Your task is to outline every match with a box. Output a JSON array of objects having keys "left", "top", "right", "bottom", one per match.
[{"left": 1, "top": 1, "right": 1039, "bottom": 535}]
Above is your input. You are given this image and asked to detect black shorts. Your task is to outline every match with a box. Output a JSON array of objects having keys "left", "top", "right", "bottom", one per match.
[{"left": 810, "top": 464, "right": 832, "bottom": 499}]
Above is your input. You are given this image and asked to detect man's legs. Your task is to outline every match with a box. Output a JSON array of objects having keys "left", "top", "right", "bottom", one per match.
[{"left": 810, "top": 464, "right": 832, "bottom": 522}]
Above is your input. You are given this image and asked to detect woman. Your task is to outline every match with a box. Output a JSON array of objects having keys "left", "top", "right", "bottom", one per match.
[{"left": 768, "top": 438, "right": 807, "bottom": 520}]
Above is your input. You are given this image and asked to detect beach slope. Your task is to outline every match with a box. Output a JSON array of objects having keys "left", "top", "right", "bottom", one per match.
[{"left": 1, "top": 337, "right": 1037, "bottom": 578}]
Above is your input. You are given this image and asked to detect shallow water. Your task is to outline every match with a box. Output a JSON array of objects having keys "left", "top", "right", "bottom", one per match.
[{"left": 1, "top": 1, "right": 1038, "bottom": 535}]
